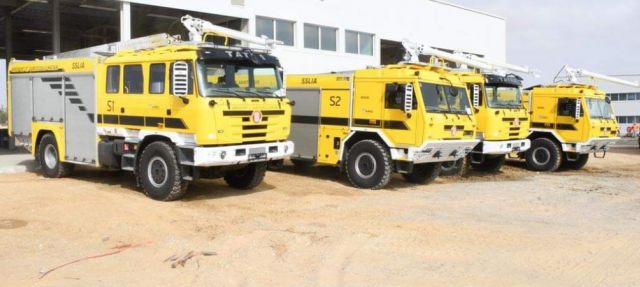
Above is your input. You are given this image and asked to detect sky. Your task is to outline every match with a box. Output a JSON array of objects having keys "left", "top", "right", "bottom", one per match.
[{"left": 449, "top": 0, "right": 640, "bottom": 86}]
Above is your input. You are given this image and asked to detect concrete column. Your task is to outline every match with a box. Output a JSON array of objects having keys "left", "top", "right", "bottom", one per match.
[
  {"left": 52, "top": 0, "right": 61, "bottom": 53},
  {"left": 119, "top": 1, "right": 131, "bottom": 41},
  {"left": 4, "top": 7, "right": 12, "bottom": 60}
]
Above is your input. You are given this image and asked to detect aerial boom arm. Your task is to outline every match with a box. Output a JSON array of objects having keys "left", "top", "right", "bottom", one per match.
[
  {"left": 563, "top": 65, "right": 639, "bottom": 88},
  {"left": 181, "top": 15, "right": 281, "bottom": 49},
  {"left": 402, "top": 40, "right": 537, "bottom": 76}
]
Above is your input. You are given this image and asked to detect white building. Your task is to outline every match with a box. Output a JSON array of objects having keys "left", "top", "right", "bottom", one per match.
[
  {"left": 597, "top": 75, "right": 640, "bottom": 134},
  {"left": 124, "top": 0, "right": 507, "bottom": 73},
  {"left": 1, "top": 0, "right": 505, "bottom": 110}
]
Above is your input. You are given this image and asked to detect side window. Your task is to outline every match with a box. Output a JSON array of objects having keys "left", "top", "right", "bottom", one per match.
[
  {"left": 123, "top": 65, "right": 143, "bottom": 94},
  {"left": 557, "top": 98, "right": 583, "bottom": 117},
  {"left": 106, "top": 65, "right": 120, "bottom": 93},
  {"left": 384, "top": 83, "right": 416, "bottom": 110},
  {"left": 149, "top": 63, "right": 166, "bottom": 94},
  {"left": 170, "top": 61, "right": 194, "bottom": 95}
]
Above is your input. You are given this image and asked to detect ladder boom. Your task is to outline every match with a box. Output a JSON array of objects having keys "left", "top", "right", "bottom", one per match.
[
  {"left": 563, "top": 65, "right": 639, "bottom": 88},
  {"left": 402, "top": 40, "right": 536, "bottom": 76},
  {"left": 181, "top": 15, "right": 281, "bottom": 49}
]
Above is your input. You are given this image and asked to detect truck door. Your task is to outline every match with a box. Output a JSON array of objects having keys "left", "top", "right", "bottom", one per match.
[
  {"left": 556, "top": 98, "right": 585, "bottom": 141},
  {"left": 382, "top": 83, "right": 418, "bottom": 146}
]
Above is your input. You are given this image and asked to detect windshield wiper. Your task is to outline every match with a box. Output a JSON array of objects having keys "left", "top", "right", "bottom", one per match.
[
  {"left": 233, "top": 90, "right": 271, "bottom": 99},
  {"left": 206, "top": 88, "right": 245, "bottom": 101}
]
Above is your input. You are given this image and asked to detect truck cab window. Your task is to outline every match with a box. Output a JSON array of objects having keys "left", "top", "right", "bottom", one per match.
[
  {"left": 123, "top": 65, "right": 143, "bottom": 94},
  {"left": 384, "top": 83, "right": 416, "bottom": 109},
  {"left": 557, "top": 98, "right": 582, "bottom": 117},
  {"left": 106, "top": 65, "right": 120, "bottom": 93},
  {"left": 149, "top": 63, "right": 166, "bottom": 94}
]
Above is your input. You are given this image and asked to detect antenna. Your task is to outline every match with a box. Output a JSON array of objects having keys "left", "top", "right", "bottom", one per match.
[
  {"left": 560, "top": 65, "right": 639, "bottom": 88},
  {"left": 181, "top": 15, "right": 282, "bottom": 49},
  {"left": 402, "top": 40, "right": 538, "bottom": 77}
]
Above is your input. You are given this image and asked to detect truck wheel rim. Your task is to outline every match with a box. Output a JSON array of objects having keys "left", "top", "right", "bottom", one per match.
[
  {"left": 44, "top": 144, "right": 58, "bottom": 169},
  {"left": 355, "top": 153, "right": 377, "bottom": 179},
  {"left": 148, "top": 156, "right": 168, "bottom": 188},
  {"left": 532, "top": 147, "right": 551, "bottom": 166}
]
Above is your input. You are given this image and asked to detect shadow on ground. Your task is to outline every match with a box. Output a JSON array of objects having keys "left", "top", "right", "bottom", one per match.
[{"left": 28, "top": 165, "right": 271, "bottom": 201}]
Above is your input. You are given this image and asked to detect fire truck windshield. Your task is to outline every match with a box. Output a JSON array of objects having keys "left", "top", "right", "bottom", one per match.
[{"left": 197, "top": 61, "right": 283, "bottom": 98}]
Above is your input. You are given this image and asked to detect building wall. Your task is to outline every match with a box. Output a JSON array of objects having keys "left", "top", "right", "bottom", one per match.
[
  {"left": 126, "top": 0, "right": 506, "bottom": 74},
  {"left": 597, "top": 74, "right": 640, "bottom": 134}
]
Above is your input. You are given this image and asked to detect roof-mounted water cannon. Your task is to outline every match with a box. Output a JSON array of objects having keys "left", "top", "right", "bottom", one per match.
[
  {"left": 181, "top": 15, "right": 282, "bottom": 50},
  {"left": 401, "top": 40, "right": 538, "bottom": 77},
  {"left": 558, "top": 65, "right": 639, "bottom": 88}
]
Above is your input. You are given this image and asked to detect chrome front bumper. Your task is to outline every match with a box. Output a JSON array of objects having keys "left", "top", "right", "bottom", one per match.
[
  {"left": 190, "top": 141, "right": 294, "bottom": 167},
  {"left": 391, "top": 139, "right": 480, "bottom": 164}
]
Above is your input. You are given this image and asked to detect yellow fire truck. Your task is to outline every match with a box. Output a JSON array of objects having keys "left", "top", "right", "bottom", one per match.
[
  {"left": 7, "top": 16, "right": 294, "bottom": 201},
  {"left": 439, "top": 72, "right": 531, "bottom": 175},
  {"left": 408, "top": 47, "right": 535, "bottom": 176},
  {"left": 282, "top": 42, "right": 479, "bottom": 189},
  {"left": 521, "top": 65, "right": 636, "bottom": 171}
]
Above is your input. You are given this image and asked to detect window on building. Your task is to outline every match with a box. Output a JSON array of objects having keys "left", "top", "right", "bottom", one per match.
[
  {"left": 345, "top": 30, "right": 374, "bottom": 55},
  {"left": 628, "top": 93, "right": 636, "bottom": 101},
  {"left": 636, "top": 116, "right": 640, "bottom": 123},
  {"left": 256, "top": 16, "right": 294, "bottom": 46},
  {"left": 304, "top": 24, "right": 337, "bottom": 51},
  {"left": 106, "top": 65, "right": 120, "bottom": 94},
  {"left": 619, "top": 93, "right": 627, "bottom": 101},
  {"left": 610, "top": 93, "right": 618, "bottom": 101},
  {"left": 304, "top": 24, "right": 319, "bottom": 49},
  {"left": 149, "top": 63, "right": 165, "bottom": 94},
  {"left": 345, "top": 31, "right": 358, "bottom": 54},
  {"left": 619, "top": 116, "right": 627, "bottom": 123},
  {"left": 123, "top": 65, "right": 143, "bottom": 94},
  {"left": 320, "top": 26, "right": 337, "bottom": 51}
]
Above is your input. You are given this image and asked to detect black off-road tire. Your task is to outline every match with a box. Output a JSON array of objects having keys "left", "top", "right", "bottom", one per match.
[
  {"left": 562, "top": 153, "right": 589, "bottom": 170},
  {"left": 345, "top": 140, "right": 392, "bottom": 189},
  {"left": 439, "top": 156, "right": 470, "bottom": 176},
  {"left": 37, "top": 133, "right": 74, "bottom": 178},
  {"left": 290, "top": 158, "right": 315, "bottom": 171},
  {"left": 525, "top": 138, "right": 562, "bottom": 172},
  {"left": 224, "top": 162, "right": 268, "bottom": 190},
  {"left": 471, "top": 154, "right": 506, "bottom": 173},
  {"left": 403, "top": 162, "right": 441, "bottom": 184},
  {"left": 138, "top": 141, "right": 188, "bottom": 201}
]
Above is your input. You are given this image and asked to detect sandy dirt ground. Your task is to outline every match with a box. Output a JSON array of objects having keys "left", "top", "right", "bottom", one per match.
[{"left": 1, "top": 148, "right": 639, "bottom": 286}]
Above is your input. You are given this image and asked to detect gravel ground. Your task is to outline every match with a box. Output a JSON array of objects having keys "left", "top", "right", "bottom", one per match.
[{"left": 0, "top": 148, "right": 639, "bottom": 286}]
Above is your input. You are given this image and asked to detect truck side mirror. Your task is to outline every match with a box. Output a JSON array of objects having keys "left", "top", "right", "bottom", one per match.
[
  {"left": 404, "top": 83, "right": 414, "bottom": 115},
  {"left": 574, "top": 99, "right": 581, "bottom": 119},
  {"left": 172, "top": 61, "right": 189, "bottom": 96},
  {"left": 472, "top": 84, "right": 480, "bottom": 108}
]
